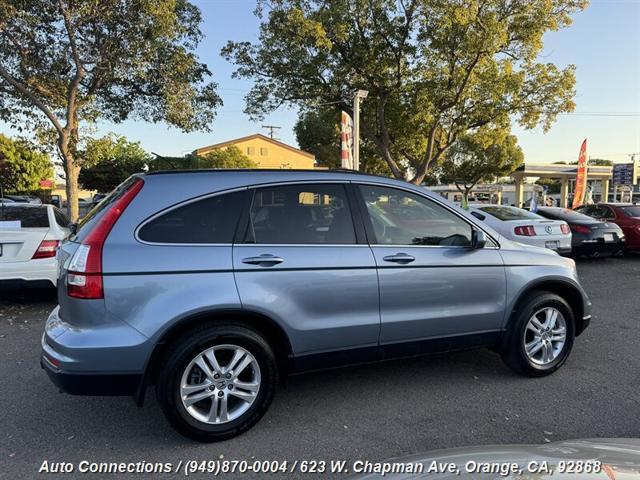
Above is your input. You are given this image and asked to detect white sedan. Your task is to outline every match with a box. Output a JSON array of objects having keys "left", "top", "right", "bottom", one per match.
[
  {"left": 467, "top": 205, "right": 572, "bottom": 255},
  {"left": 0, "top": 204, "right": 71, "bottom": 287}
]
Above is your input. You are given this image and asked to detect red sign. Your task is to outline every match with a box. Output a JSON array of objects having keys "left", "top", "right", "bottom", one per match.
[
  {"left": 572, "top": 139, "right": 588, "bottom": 209},
  {"left": 39, "top": 179, "right": 53, "bottom": 189}
]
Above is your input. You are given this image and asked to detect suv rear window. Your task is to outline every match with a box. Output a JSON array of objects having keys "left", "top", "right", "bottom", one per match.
[
  {"left": 0, "top": 206, "right": 49, "bottom": 227},
  {"left": 138, "top": 191, "right": 245, "bottom": 244}
]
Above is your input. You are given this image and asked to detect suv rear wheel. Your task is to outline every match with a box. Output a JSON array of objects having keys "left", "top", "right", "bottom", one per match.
[
  {"left": 156, "top": 323, "right": 278, "bottom": 441},
  {"left": 501, "top": 291, "right": 575, "bottom": 376}
]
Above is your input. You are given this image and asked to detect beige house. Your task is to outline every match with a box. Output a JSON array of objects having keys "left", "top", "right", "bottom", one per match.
[{"left": 193, "top": 133, "right": 316, "bottom": 169}]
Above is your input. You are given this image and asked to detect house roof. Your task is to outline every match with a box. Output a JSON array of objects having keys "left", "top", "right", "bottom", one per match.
[{"left": 193, "top": 133, "right": 315, "bottom": 159}]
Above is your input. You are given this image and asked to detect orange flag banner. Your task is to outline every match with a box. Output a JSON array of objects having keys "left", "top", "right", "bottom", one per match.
[{"left": 572, "top": 139, "right": 588, "bottom": 209}]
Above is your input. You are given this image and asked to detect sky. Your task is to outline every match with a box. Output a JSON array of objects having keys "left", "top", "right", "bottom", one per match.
[{"left": 1, "top": 0, "right": 639, "bottom": 164}]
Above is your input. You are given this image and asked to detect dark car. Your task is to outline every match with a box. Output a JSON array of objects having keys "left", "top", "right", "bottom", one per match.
[
  {"left": 576, "top": 203, "right": 640, "bottom": 252},
  {"left": 536, "top": 207, "right": 625, "bottom": 257}
]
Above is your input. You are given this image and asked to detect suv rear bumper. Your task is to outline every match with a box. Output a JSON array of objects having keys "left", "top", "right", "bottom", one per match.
[
  {"left": 41, "top": 355, "right": 141, "bottom": 396},
  {"left": 41, "top": 305, "right": 152, "bottom": 395}
]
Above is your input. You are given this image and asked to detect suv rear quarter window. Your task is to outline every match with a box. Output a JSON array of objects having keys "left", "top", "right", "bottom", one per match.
[{"left": 138, "top": 190, "right": 245, "bottom": 244}]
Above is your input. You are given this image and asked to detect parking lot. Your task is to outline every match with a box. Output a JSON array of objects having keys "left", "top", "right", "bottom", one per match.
[{"left": 1, "top": 256, "right": 639, "bottom": 479}]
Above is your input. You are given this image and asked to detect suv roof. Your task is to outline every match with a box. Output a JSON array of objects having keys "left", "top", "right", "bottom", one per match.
[{"left": 145, "top": 168, "right": 390, "bottom": 179}]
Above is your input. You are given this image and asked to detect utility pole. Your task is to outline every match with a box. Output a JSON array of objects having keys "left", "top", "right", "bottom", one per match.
[
  {"left": 353, "top": 90, "right": 369, "bottom": 171},
  {"left": 262, "top": 125, "right": 281, "bottom": 139}
]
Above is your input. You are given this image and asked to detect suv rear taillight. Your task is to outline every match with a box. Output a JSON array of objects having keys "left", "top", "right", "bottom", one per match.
[
  {"left": 514, "top": 225, "right": 536, "bottom": 236},
  {"left": 560, "top": 224, "right": 570, "bottom": 234},
  {"left": 32, "top": 240, "right": 59, "bottom": 259},
  {"left": 67, "top": 179, "right": 144, "bottom": 299}
]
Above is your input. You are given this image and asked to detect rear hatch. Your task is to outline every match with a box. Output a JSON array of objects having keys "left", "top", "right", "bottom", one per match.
[
  {"left": 57, "top": 176, "right": 144, "bottom": 318},
  {"left": 0, "top": 206, "right": 50, "bottom": 262}
]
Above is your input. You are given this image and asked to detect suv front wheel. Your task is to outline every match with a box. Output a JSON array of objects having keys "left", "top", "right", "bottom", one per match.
[
  {"left": 156, "top": 323, "right": 278, "bottom": 442},
  {"left": 501, "top": 292, "right": 576, "bottom": 376}
]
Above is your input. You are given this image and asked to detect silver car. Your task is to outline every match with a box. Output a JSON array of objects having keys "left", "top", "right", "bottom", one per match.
[{"left": 41, "top": 170, "right": 591, "bottom": 441}]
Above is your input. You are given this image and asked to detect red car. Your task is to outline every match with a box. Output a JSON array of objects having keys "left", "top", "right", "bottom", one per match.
[{"left": 576, "top": 203, "right": 640, "bottom": 252}]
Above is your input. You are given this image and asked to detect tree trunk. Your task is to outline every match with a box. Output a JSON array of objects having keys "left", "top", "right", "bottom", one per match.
[{"left": 65, "top": 160, "right": 80, "bottom": 221}]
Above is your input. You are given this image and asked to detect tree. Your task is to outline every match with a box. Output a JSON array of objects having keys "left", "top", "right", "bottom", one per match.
[
  {"left": 222, "top": 0, "right": 584, "bottom": 184},
  {"left": 0, "top": 0, "right": 221, "bottom": 220},
  {"left": 78, "top": 134, "right": 151, "bottom": 193},
  {"left": 148, "top": 146, "right": 257, "bottom": 171},
  {"left": 0, "top": 134, "right": 54, "bottom": 193},
  {"left": 294, "top": 108, "right": 391, "bottom": 174},
  {"left": 198, "top": 146, "right": 257, "bottom": 169},
  {"left": 438, "top": 127, "right": 524, "bottom": 207},
  {"left": 294, "top": 109, "right": 341, "bottom": 168}
]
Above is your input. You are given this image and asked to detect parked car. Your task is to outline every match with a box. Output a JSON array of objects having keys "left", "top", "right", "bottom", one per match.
[
  {"left": 91, "top": 193, "right": 107, "bottom": 207},
  {"left": 466, "top": 204, "right": 571, "bottom": 255},
  {"left": 3, "top": 194, "right": 42, "bottom": 204},
  {"left": 536, "top": 207, "right": 625, "bottom": 257},
  {"left": 575, "top": 203, "right": 640, "bottom": 252},
  {"left": 0, "top": 204, "right": 71, "bottom": 288},
  {"left": 42, "top": 170, "right": 591, "bottom": 442}
]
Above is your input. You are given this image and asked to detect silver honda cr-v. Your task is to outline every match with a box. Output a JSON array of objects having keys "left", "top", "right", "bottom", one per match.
[{"left": 41, "top": 170, "right": 591, "bottom": 441}]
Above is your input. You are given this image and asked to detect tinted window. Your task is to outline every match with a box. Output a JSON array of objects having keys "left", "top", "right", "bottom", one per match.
[
  {"left": 619, "top": 206, "right": 640, "bottom": 217},
  {"left": 0, "top": 206, "right": 49, "bottom": 227},
  {"left": 247, "top": 184, "right": 355, "bottom": 244},
  {"left": 53, "top": 208, "right": 70, "bottom": 227},
  {"left": 359, "top": 185, "right": 472, "bottom": 246},
  {"left": 479, "top": 205, "right": 543, "bottom": 221},
  {"left": 139, "top": 191, "right": 245, "bottom": 244}
]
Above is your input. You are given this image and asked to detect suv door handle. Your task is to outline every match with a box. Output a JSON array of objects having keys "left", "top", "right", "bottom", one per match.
[
  {"left": 241, "top": 254, "right": 284, "bottom": 266},
  {"left": 382, "top": 253, "right": 415, "bottom": 264}
]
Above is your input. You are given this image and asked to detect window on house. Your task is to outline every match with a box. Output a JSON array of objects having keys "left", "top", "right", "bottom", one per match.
[
  {"left": 247, "top": 147, "right": 255, "bottom": 155},
  {"left": 260, "top": 147, "right": 268, "bottom": 156}
]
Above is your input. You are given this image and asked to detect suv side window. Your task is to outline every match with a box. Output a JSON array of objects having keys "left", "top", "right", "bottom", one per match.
[
  {"left": 246, "top": 184, "right": 356, "bottom": 244},
  {"left": 358, "top": 185, "right": 472, "bottom": 246},
  {"left": 138, "top": 190, "right": 245, "bottom": 244}
]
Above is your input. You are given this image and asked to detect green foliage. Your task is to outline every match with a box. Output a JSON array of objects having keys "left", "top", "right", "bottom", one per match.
[
  {"left": 294, "top": 108, "right": 391, "bottom": 174},
  {"left": 438, "top": 127, "right": 524, "bottom": 205},
  {"left": 0, "top": 134, "right": 54, "bottom": 193},
  {"left": 295, "top": 110, "right": 341, "bottom": 168},
  {"left": 78, "top": 134, "right": 151, "bottom": 192},
  {"left": 148, "top": 146, "right": 257, "bottom": 171},
  {"left": 223, "top": 0, "right": 585, "bottom": 183},
  {"left": 0, "top": 0, "right": 221, "bottom": 219},
  {"left": 536, "top": 178, "right": 561, "bottom": 194},
  {"left": 198, "top": 146, "right": 257, "bottom": 169}
]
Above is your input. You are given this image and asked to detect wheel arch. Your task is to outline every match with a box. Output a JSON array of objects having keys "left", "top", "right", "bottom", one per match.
[
  {"left": 134, "top": 309, "right": 293, "bottom": 406},
  {"left": 506, "top": 279, "right": 587, "bottom": 337}
]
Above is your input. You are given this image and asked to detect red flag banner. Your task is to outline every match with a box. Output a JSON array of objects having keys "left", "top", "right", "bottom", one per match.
[
  {"left": 340, "top": 111, "right": 354, "bottom": 169},
  {"left": 572, "top": 139, "right": 588, "bottom": 209}
]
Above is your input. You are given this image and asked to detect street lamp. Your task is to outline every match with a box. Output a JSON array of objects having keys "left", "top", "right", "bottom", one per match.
[{"left": 353, "top": 90, "right": 369, "bottom": 171}]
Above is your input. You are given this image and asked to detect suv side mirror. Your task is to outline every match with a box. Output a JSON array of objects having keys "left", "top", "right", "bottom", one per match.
[{"left": 472, "top": 229, "right": 487, "bottom": 249}]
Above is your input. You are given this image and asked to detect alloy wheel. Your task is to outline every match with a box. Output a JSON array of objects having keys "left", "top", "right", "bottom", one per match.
[
  {"left": 523, "top": 307, "right": 567, "bottom": 366},
  {"left": 180, "top": 344, "right": 261, "bottom": 424}
]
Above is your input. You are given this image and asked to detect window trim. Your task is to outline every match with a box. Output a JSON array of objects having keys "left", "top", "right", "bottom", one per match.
[
  {"left": 352, "top": 181, "right": 499, "bottom": 249},
  {"left": 134, "top": 187, "right": 249, "bottom": 246},
  {"left": 237, "top": 181, "right": 366, "bottom": 246}
]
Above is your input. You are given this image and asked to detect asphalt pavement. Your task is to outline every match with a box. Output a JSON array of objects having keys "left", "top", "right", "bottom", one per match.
[{"left": 1, "top": 256, "right": 639, "bottom": 479}]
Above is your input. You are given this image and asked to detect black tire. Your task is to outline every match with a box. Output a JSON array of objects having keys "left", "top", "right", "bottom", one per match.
[
  {"left": 156, "top": 322, "right": 278, "bottom": 442},
  {"left": 501, "top": 291, "right": 575, "bottom": 377}
]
